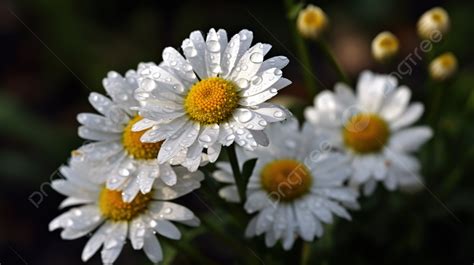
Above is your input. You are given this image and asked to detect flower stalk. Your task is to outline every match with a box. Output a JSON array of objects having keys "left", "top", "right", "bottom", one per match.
[{"left": 226, "top": 144, "right": 247, "bottom": 202}]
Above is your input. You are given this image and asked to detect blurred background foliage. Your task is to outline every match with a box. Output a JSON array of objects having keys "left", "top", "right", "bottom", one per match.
[{"left": 0, "top": 0, "right": 473, "bottom": 264}]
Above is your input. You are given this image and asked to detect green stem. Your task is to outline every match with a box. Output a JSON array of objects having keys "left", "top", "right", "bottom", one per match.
[
  {"left": 300, "top": 241, "right": 312, "bottom": 265},
  {"left": 318, "top": 39, "right": 350, "bottom": 84},
  {"left": 427, "top": 81, "right": 445, "bottom": 127},
  {"left": 284, "top": 0, "right": 320, "bottom": 97},
  {"left": 226, "top": 144, "right": 246, "bottom": 202}
]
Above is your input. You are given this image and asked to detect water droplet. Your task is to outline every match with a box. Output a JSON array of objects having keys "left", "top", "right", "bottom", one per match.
[
  {"left": 199, "top": 134, "right": 212, "bottom": 143},
  {"left": 164, "top": 207, "right": 173, "bottom": 214},
  {"left": 250, "top": 52, "right": 264, "bottom": 64},
  {"left": 184, "top": 46, "right": 198, "bottom": 57},
  {"left": 236, "top": 129, "right": 245, "bottom": 135},
  {"left": 225, "top": 135, "right": 235, "bottom": 141},
  {"left": 184, "top": 64, "right": 193, "bottom": 71},
  {"left": 258, "top": 120, "right": 267, "bottom": 126},
  {"left": 251, "top": 76, "right": 262, "bottom": 86},
  {"left": 207, "top": 40, "right": 221, "bottom": 52},
  {"left": 236, "top": 109, "right": 253, "bottom": 123},
  {"left": 236, "top": 78, "right": 249, "bottom": 89},
  {"left": 274, "top": 69, "right": 282, "bottom": 76},
  {"left": 119, "top": 168, "right": 130, "bottom": 176},
  {"left": 273, "top": 111, "right": 284, "bottom": 118}
]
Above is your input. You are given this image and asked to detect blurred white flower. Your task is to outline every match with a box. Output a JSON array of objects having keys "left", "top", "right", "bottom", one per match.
[
  {"left": 214, "top": 119, "right": 358, "bottom": 250},
  {"left": 297, "top": 4, "right": 328, "bottom": 39},
  {"left": 417, "top": 7, "right": 450, "bottom": 40},
  {"left": 76, "top": 69, "right": 202, "bottom": 202},
  {"left": 305, "top": 71, "right": 433, "bottom": 195},
  {"left": 132, "top": 28, "right": 292, "bottom": 171},
  {"left": 371, "top": 31, "right": 399, "bottom": 62},
  {"left": 429, "top": 52, "right": 458, "bottom": 81},
  {"left": 49, "top": 157, "right": 203, "bottom": 264}
]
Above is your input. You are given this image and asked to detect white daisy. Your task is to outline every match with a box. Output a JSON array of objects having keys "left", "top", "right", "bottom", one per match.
[
  {"left": 215, "top": 119, "right": 358, "bottom": 250},
  {"left": 49, "top": 156, "right": 203, "bottom": 264},
  {"left": 77, "top": 68, "right": 202, "bottom": 202},
  {"left": 132, "top": 28, "right": 292, "bottom": 171},
  {"left": 305, "top": 70, "right": 433, "bottom": 195}
]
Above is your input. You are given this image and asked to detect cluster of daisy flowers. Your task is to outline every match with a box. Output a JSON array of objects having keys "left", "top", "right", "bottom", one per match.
[{"left": 48, "top": 6, "right": 444, "bottom": 263}]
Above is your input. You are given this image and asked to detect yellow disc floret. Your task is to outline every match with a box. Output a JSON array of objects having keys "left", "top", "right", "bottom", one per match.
[
  {"left": 261, "top": 159, "right": 313, "bottom": 202},
  {"left": 122, "top": 115, "right": 162, "bottom": 160},
  {"left": 343, "top": 113, "right": 389, "bottom": 154},
  {"left": 99, "top": 188, "right": 152, "bottom": 221},
  {"left": 184, "top": 77, "right": 240, "bottom": 125}
]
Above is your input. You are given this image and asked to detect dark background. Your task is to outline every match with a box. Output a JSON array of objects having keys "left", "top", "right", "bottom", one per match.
[{"left": 1, "top": 0, "right": 473, "bottom": 264}]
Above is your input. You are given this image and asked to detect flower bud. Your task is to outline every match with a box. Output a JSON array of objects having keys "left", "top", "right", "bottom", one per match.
[
  {"left": 297, "top": 4, "right": 328, "bottom": 39},
  {"left": 417, "top": 7, "right": 450, "bottom": 40},
  {"left": 429, "top": 52, "right": 457, "bottom": 81},
  {"left": 371, "top": 31, "right": 399, "bottom": 62}
]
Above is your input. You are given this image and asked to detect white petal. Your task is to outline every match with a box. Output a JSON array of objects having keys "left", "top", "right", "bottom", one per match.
[
  {"left": 389, "top": 126, "right": 433, "bottom": 152},
  {"left": 181, "top": 31, "right": 207, "bottom": 79},
  {"left": 151, "top": 219, "right": 181, "bottom": 240},
  {"left": 379, "top": 86, "right": 411, "bottom": 121},
  {"left": 199, "top": 124, "right": 220, "bottom": 147},
  {"left": 241, "top": 67, "right": 283, "bottom": 97},
  {"left": 249, "top": 130, "right": 269, "bottom": 146},
  {"left": 230, "top": 42, "right": 268, "bottom": 81},
  {"left": 162, "top": 47, "right": 197, "bottom": 83},
  {"left": 143, "top": 234, "right": 163, "bottom": 263},
  {"left": 239, "top": 89, "right": 278, "bottom": 106},
  {"left": 78, "top": 126, "right": 120, "bottom": 141},
  {"left": 233, "top": 109, "right": 268, "bottom": 130},
  {"left": 334, "top": 83, "right": 356, "bottom": 107},
  {"left": 218, "top": 185, "right": 240, "bottom": 203},
  {"left": 207, "top": 142, "right": 222, "bottom": 163},
  {"left": 148, "top": 202, "right": 194, "bottom": 221},
  {"left": 159, "top": 164, "right": 178, "bottom": 186},
  {"left": 100, "top": 221, "right": 127, "bottom": 264},
  {"left": 81, "top": 222, "right": 110, "bottom": 262},
  {"left": 259, "top": 56, "right": 289, "bottom": 73},
  {"left": 244, "top": 191, "right": 270, "bottom": 213},
  {"left": 129, "top": 217, "right": 147, "bottom": 250},
  {"left": 357, "top": 71, "right": 397, "bottom": 113},
  {"left": 294, "top": 201, "right": 316, "bottom": 241},
  {"left": 251, "top": 103, "right": 288, "bottom": 122},
  {"left": 390, "top": 103, "right": 425, "bottom": 130}
]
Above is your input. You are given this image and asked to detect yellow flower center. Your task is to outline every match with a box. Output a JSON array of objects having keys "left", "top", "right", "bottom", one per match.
[
  {"left": 261, "top": 159, "right": 312, "bottom": 202},
  {"left": 438, "top": 53, "right": 456, "bottom": 68},
  {"left": 379, "top": 37, "right": 396, "bottom": 49},
  {"left": 343, "top": 113, "right": 390, "bottom": 154},
  {"left": 122, "top": 115, "right": 162, "bottom": 160},
  {"left": 99, "top": 188, "right": 152, "bottom": 221},
  {"left": 184, "top": 77, "right": 240, "bottom": 125}
]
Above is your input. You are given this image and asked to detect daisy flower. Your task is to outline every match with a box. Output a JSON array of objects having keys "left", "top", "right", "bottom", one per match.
[
  {"left": 132, "top": 28, "right": 292, "bottom": 171},
  {"left": 49, "top": 156, "right": 203, "bottom": 264},
  {"left": 77, "top": 68, "right": 202, "bottom": 202},
  {"left": 214, "top": 119, "right": 358, "bottom": 249},
  {"left": 305, "top": 71, "right": 433, "bottom": 195}
]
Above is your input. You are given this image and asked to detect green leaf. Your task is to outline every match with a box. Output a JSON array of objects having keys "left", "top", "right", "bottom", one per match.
[{"left": 241, "top": 158, "right": 257, "bottom": 182}]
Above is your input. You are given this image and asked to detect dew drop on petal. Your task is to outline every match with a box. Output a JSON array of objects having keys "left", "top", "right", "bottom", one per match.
[
  {"left": 199, "top": 134, "right": 212, "bottom": 143},
  {"left": 273, "top": 110, "right": 284, "bottom": 118},
  {"left": 250, "top": 52, "right": 264, "bottom": 64},
  {"left": 207, "top": 40, "right": 221, "bottom": 52},
  {"left": 236, "top": 78, "right": 249, "bottom": 89},
  {"left": 251, "top": 76, "right": 263, "bottom": 86},
  {"left": 236, "top": 109, "right": 253, "bottom": 123}
]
